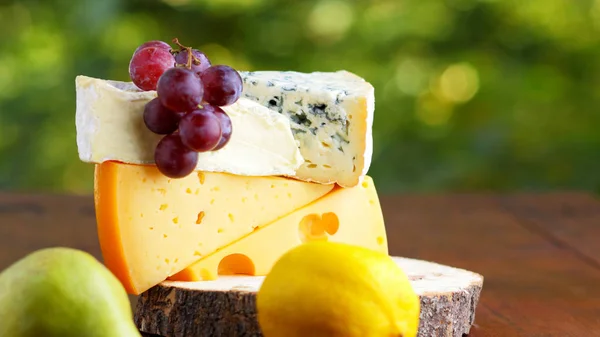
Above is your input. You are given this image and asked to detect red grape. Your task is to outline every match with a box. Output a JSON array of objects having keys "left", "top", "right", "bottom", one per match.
[
  {"left": 201, "top": 65, "right": 243, "bottom": 106},
  {"left": 129, "top": 47, "right": 175, "bottom": 91},
  {"left": 174, "top": 49, "right": 212, "bottom": 75},
  {"left": 154, "top": 134, "right": 199, "bottom": 178},
  {"left": 157, "top": 67, "right": 204, "bottom": 112},
  {"left": 143, "top": 98, "right": 182, "bottom": 134},
  {"left": 135, "top": 40, "right": 171, "bottom": 53},
  {"left": 179, "top": 108, "right": 222, "bottom": 152},
  {"left": 212, "top": 107, "right": 232, "bottom": 150}
]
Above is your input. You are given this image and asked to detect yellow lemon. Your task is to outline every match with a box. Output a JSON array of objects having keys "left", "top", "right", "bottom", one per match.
[{"left": 257, "top": 241, "right": 420, "bottom": 337}]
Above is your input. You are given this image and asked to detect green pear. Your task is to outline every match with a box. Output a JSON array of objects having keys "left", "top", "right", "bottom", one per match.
[{"left": 0, "top": 247, "right": 141, "bottom": 337}]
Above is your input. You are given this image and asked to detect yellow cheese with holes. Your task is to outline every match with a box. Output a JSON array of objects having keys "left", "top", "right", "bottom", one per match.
[
  {"left": 95, "top": 161, "right": 335, "bottom": 295},
  {"left": 169, "top": 176, "right": 387, "bottom": 281}
]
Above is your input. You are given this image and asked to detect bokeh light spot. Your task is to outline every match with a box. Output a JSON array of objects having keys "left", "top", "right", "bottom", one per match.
[
  {"left": 19, "top": 26, "right": 65, "bottom": 88},
  {"left": 23, "top": 30, "right": 63, "bottom": 71},
  {"left": 308, "top": 0, "right": 354, "bottom": 42},
  {"left": 438, "top": 63, "right": 479, "bottom": 103},
  {"left": 395, "top": 58, "right": 429, "bottom": 96}
]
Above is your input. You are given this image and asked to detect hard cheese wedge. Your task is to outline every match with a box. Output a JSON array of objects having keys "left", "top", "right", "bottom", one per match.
[
  {"left": 95, "top": 161, "right": 334, "bottom": 295},
  {"left": 170, "top": 176, "right": 387, "bottom": 281}
]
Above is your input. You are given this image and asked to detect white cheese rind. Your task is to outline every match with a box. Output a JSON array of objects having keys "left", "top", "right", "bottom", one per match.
[
  {"left": 75, "top": 76, "right": 304, "bottom": 176},
  {"left": 240, "top": 70, "right": 374, "bottom": 187}
]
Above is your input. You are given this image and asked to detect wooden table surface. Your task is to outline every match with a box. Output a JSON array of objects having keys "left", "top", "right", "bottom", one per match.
[{"left": 0, "top": 191, "right": 599, "bottom": 337}]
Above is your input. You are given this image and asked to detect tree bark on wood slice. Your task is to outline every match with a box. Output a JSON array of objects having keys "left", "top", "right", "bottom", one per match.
[{"left": 135, "top": 257, "right": 483, "bottom": 337}]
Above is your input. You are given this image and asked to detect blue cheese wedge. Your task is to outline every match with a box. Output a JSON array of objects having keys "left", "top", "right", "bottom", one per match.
[
  {"left": 76, "top": 76, "right": 304, "bottom": 177},
  {"left": 240, "top": 70, "right": 374, "bottom": 187}
]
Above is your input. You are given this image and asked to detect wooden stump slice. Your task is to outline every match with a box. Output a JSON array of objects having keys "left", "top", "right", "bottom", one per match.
[{"left": 135, "top": 257, "right": 483, "bottom": 337}]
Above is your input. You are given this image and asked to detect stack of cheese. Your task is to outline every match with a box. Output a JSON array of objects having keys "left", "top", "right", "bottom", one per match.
[{"left": 76, "top": 70, "right": 387, "bottom": 295}]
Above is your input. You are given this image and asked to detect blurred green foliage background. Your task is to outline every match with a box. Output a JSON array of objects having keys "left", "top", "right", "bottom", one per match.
[{"left": 0, "top": 0, "right": 598, "bottom": 194}]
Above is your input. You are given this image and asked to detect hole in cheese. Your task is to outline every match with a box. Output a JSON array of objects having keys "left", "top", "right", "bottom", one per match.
[
  {"left": 298, "top": 212, "right": 339, "bottom": 243},
  {"left": 323, "top": 164, "right": 332, "bottom": 168},
  {"left": 321, "top": 212, "right": 339, "bottom": 235},
  {"left": 299, "top": 214, "right": 323, "bottom": 242},
  {"left": 197, "top": 172, "right": 205, "bottom": 185},
  {"left": 169, "top": 266, "right": 207, "bottom": 281},
  {"left": 377, "top": 236, "right": 385, "bottom": 245},
  {"left": 217, "top": 254, "right": 255, "bottom": 276},
  {"left": 228, "top": 213, "right": 234, "bottom": 222},
  {"left": 186, "top": 188, "right": 192, "bottom": 194},
  {"left": 159, "top": 204, "right": 168, "bottom": 211},
  {"left": 307, "top": 164, "right": 318, "bottom": 168},
  {"left": 321, "top": 142, "right": 331, "bottom": 148},
  {"left": 362, "top": 181, "right": 369, "bottom": 188},
  {"left": 172, "top": 217, "right": 179, "bottom": 224},
  {"left": 217, "top": 228, "right": 224, "bottom": 233}
]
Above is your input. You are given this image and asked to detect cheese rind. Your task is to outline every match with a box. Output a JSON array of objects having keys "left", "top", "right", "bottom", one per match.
[
  {"left": 94, "top": 162, "right": 334, "bottom": 294},
  {"left": 76, "top": 76, "right": 303, "bottom": 177},
  {"left": 240, "top": 71, "right": 375, "bottom": 187},
  {"left": 170, "top": 176, "right": 387, "bottom": 281}
]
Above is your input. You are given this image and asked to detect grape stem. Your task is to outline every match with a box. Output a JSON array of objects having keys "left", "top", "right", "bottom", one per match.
[{"left": 172, "top": 38, "right": 200, "bottom": 70}]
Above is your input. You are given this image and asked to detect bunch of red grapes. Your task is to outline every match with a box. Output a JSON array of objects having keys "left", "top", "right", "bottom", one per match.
[{"left": 129, "top": 39, "right": 243, "bottom": 178}]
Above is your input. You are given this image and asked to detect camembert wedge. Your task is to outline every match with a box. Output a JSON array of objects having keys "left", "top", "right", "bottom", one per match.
[{"left": 76, "top": 76, "right": 303, "bottom": 177}]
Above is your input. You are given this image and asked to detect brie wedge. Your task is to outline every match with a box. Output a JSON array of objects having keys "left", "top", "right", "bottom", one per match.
[{"left": 76, "top": 76, "right": 304, "bottom": 177}]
